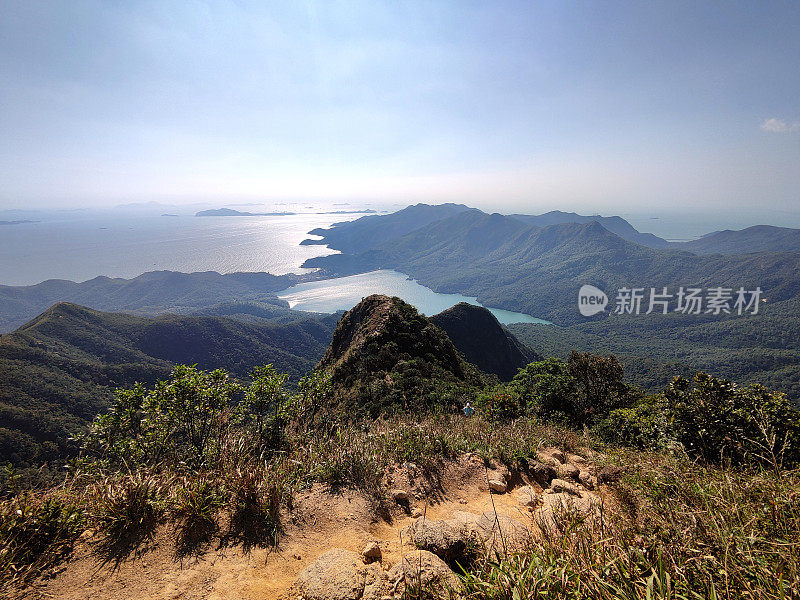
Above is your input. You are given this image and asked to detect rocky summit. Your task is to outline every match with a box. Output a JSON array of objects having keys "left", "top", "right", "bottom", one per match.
[{"left": 318, "top": 294, "right": 485, "bottom": 415}]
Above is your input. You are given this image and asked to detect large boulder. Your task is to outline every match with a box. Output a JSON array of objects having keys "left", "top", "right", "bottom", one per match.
[
  {"left": 474, "top": 510, "right": 532, "bottom": 548},
  {"left": 387, "top": 550, "right": 459, "bottom": 598},
  {"left": 407, "top": 517, "right": 468, "bottom": 563},
  {"left": 295, "top": 548, "right": 385, "bottom": 600}
]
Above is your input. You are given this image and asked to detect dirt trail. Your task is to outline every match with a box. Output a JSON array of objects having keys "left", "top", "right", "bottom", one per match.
[{"left": 33, "top": 452, "right": 604, "bottom": 600}]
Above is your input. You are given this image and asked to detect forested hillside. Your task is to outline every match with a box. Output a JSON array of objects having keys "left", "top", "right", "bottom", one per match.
[{"left": 0, "top": 303, "right": 336, "bottom": 470}]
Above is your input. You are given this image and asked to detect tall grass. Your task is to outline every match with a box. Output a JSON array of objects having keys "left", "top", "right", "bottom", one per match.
[{"left": 1, "top": 414, "right": 798, "bottom": 599}]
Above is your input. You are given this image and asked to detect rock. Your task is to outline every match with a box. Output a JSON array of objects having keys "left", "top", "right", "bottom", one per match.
[
  {"left": 578, "top": 470, "right": 594, "bottom": 489},
  {"left": 362, "top": 541, "right": 382, "bottom": 563},
  {"left": 475, "top": 510, "right": 532, "bottom": 548},
  {"left": 567, "top": 453, "right": 587, "bottom": 467},
  {"left": 596, "top": 465, "right": 624, "bottom": 484},
  {"left": 556, "top": 462, "right": 580, "bottom": 480},
  {"left": 295, "top": 548, "right": 385, "bottom": 600},
  {"left": 391, "top": 489, "right": 409, "bottom": 502},
  {"left": 406, "top": 517, "right": 469, "bottom": 564},
  {"left": 489, "top": 463, "right": 511, "bottom": 482},
  {"left": 387, "top": 550, "right": 459, "bottom": 598},
  {"left": 516, "top": 485, "right": 539, "bottom": 508},
  {"left": 549, "top": 478, "right": 581, "bottom": 496},
  {"left": 541, "top": 491, "right": 597, "bottom": 517},
  {"left": 538, "top": 447, "right": 565, "bottom": 464},
  {"left": 529, "top": 461, "right": 557, "bottom": 486},
  {"left": 411, "top": 507, "right": 423, "bottom": 518},
  {"left": 488, "top": 479, "right": 507, "bottom": 493}
]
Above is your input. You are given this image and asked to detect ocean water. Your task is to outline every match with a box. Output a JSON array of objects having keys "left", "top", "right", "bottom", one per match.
[
  {"left": 0, "top": 212, "right": 361, "bottom": 286},
  {"left": 276, "top": 270, "right": 549, "bottom": 325}
]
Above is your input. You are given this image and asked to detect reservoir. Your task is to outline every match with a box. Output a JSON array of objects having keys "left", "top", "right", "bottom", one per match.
[{"left": 276, "top": 269, "right": 550, "bottom": 325}]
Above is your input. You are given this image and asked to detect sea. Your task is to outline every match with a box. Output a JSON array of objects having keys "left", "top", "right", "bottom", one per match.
[
  {"left": 0, "top": 206, "right": 544, "bottom": 323},
  {"left": 3, "top": 204, "right": 797, "bottom": 324}
]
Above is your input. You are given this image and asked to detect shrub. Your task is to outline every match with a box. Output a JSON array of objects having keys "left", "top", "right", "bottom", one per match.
[
  {"left": 509, "top": 357, "right": 576, "bottom": 421},
  {"left": 0, "top": 493, "right": 83, "bottom": 589},
  {"left": 85, "top": 365, "right": 239, "bottom": 469},
  {"left": 666, "top": 373, "right": 800, "bottom": 468},
  {"left": 594, "top": 396, "right": 671, "bottom": 450}
]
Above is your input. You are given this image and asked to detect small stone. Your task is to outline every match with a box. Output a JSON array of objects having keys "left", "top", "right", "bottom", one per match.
[
  {"left": 362, "top": 541, "right": 382, "bottom": 563},
  {"left": 578, "top": 470, "right": 594, "bottom": 489},
  {"left": 391, "top": 489, "right": 409, "bottom": 502},
  {"left": 411, "top": 507, "right": 423, "bottom": 518},
  {"left": 549, "top": 478, "right": 581, "bottom": 496},
  {"left": 516, "top": 485, "right": 539, "bottom": 507},
  {"left": 556, "top": 462, "right": 580, "bottom": 480},
  {"left": 488, "top": 479, "right": 507, "bottom": 493}
]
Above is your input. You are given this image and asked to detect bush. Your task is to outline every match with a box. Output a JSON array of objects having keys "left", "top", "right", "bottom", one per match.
[
  {"left": 509, "top": 353, "right": 632, "bottom": 425},
  {"left": 0, "top": 493, "right": 83, "bottom": 589},
  {"left": 666, "top": 373, "right": 800, "bottom": 468},
  {"left": 594, "top": 396, "right": 671, "bottom": 450}
]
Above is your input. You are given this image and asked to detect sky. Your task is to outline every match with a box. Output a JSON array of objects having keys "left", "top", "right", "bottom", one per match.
[{"left": 1, "top": 1, "right": 799, "bottom": 215}]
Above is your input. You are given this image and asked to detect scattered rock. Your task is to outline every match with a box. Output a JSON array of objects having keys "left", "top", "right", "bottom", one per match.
[
  {"left": 556, "top": 462, "right": 580, "bottom": 480},
  {"left": 411, "top": 507, "right": 423, "bottom": 518},
  {"left": 391, "top": 489, "right": 409, "bottom": 503},
  {"left": 538, "top": 447, "right": 565, "bottom": 464},
  {"left": 406, "top": 517, "right": 469, "bottom": 564},
  {"left": 549, "top": 478, "right": 581, "bottom": 496},
  {"left": 516, "top": 485, "right": 539, "bottom": 508},
  {"left": 362, "top": 541, "right": 382, "bottom": 563},
  {"left": 489, "top": 463, "right": 511, "bottom": 482},
  {"left": 295, "top": 548, "right": 385, "bottom": 600},
  {"left": 488, "top": 479, "right": 507, "bottom": 493},
  {"left": 529, "top": 461, "right": 557, "bottom": 486},
  {"left": 541, "top": 491, "right": 598, "bottom": 517},
  {"left": 387, "top": 550, "right": 458, "bottom": 598},
  {"left": 475, "top": 510, "right": 531, "bottom": 548},
  {"left": 596, "top": 465, "right": 624, "bottom": 484},
  {"left": 578, "top": 470, "right": 595, "bottom": 489},
  {"left": 567, "top": 453, "right": 587, "bottom": 467}
]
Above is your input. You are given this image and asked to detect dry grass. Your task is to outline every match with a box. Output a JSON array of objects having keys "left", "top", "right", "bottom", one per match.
[{"left": 1, "top": 414, "right": 798, "bottom": 599}]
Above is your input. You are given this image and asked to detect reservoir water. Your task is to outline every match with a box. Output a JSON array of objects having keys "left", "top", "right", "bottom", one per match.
[{"left": 276, "top": 269, "right": 549, "bottom": 325}]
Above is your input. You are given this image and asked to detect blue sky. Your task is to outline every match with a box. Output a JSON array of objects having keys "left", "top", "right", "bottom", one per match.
[{"left": 1, "top": 1, "right": 798, "bottom": 214}]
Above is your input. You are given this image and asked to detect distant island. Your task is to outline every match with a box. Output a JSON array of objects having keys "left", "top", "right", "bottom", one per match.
[
  {"left": 196, "top": 208, "right": 296, "bottom": 217},
  {"left": 161, "top": 213, "right": 179, "bottom": 217},
  {"left": 0, "top": 219, "right": 38, "bottom": 225},
  {"left": 196, "top": 208, "right": 377, "bottom": 217}
]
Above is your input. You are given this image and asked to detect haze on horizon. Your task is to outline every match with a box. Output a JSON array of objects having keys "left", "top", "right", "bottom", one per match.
[{"left": 1, "top": 1, "right": 798, "bottom": 216}]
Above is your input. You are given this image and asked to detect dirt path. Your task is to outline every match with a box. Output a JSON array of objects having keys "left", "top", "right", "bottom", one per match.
[{"left": 32, "top": 452, "right": 603, "bottom": 600}]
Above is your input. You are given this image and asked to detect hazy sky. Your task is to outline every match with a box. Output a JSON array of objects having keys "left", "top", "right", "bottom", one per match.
[{"left": 1, "top": 1, "right": 799, "bottom": 213}]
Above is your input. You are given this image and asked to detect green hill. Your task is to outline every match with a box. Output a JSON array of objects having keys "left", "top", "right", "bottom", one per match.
[
  {"left": 430, "top": 302, "right": 541, "bottom": 380},
  {"left": 318, "top": 295, "right": 486, "bottom": 416},
  {"left": 0, "top": 303, "right": 335, "bottom": 470},
  {"left": 0, "top": 270, "right": 301, "bottom": 333}
]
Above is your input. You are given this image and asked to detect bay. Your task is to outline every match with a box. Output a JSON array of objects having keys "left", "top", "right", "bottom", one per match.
[{"left": 276, "top": 269, "right": 549, "bottom": 325}]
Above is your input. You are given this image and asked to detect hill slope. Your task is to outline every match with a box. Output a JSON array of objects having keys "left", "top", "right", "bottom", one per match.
[
  {"left": 319, "top": 295, "right": 485, "bottom": 415},
  {"left": 0, "top": 303, "right": 335, "bottom": 469},
  {"left": 0, "top": 270, "right": 300, "bottom": 333},
  {"left": 301, "top": 203, "right": 472, "bottom": 254},
  {"left": 509, "top": 210, "right": 671, "bottom": 248},
  {"left": 681, "top": 225, "right": 800, "bottom": 255},
  {"left": 430, "top": 303, "right": 540, "bottom": 380}
]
